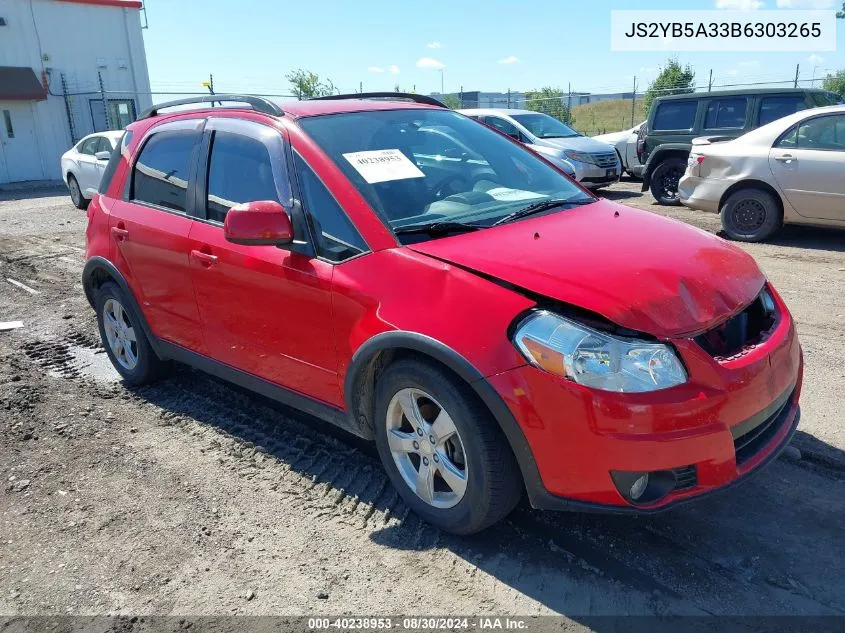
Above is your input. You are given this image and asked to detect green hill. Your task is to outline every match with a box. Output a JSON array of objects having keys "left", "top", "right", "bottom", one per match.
[{"left": 572, "top": 99, "right": 646, "bottom": 136}]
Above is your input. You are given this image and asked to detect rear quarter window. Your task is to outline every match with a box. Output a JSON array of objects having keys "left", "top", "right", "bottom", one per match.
[
  {"left": 759, "top": 95, "right": 806, "bottom": 126},
  {"left": 98, "top": 131, "right": 133, "bottom": 195},
  {"left": 652, "top": 101, "right": 698, "bottom": 131}
]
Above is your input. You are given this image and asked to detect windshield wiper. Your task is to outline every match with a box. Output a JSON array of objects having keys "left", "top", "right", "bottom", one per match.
[
  {"left": 492, "top": 197, "right": 594, "bottom": 226},
  {"left": 393, "top": 221, "right": 482, "bottom": 236}
]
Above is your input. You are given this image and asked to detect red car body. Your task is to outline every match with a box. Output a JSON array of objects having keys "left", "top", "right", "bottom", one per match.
[{"left": 83, "top": 96, "right": 802, "bottom": 516}]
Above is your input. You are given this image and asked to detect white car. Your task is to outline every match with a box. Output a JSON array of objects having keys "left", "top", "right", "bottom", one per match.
[
  {"left": 679, "top": 105, "right": 845, "bottom": 242},
  {"left": 593, "top": 122, "right": 644, "bottom": 176},
  {"left": 60, "top": 131, "right": 123, "bottom": 209}
]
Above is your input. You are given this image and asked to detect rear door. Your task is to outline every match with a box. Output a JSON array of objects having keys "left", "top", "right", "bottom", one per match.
[
  {"left": 109, "top": 118, "right": 208, "bottom": 354},
  {"left": 769, "top": 113, "right": 845, "bottom": 221}
]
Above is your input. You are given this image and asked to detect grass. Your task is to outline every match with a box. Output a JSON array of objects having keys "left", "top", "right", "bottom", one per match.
[{"left": 572, "top": 99, "right": 646, "bottom": 136}]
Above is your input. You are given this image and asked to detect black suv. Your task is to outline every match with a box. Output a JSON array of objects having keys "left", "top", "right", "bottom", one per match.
[{"left": 634, "top": 88, "right": 842, "bottom": 205}]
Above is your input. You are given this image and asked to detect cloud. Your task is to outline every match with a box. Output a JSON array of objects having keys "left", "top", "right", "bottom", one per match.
[
  {"left": 388, "top": 64, "right": 400, "bottom": 75},
  {"left": 498, "top": 55, "right": 520, "bottom": 65},
  {"left": 808, "top": 54, "right": 825, "bottom": 65},
  {"left": 416, "top": 57, "right": 445, "bottom": 70},
  {"left": 367, "top": 66, "right": 384, "bottom": 73},
  {"left": 426, "top": 41, "right": 443, "bottom": 49},
  {"left": 715, "top": 0, "right": 764, "bottom": 8},
  {"left": 776, "top": 0, "right": 834, "bottom": 7}
]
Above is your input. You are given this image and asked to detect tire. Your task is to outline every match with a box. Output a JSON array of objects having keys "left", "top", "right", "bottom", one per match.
[
  {"left": 95, "top": 281, "right": 167, "bottom": 385},
  {"left": 720, "top": 188, "right": 782, "bottom": 243},
  {"left": 67, "top": 174, "right": 89, "bottom": 210},
  {"left": 374, "top": 358, "right": 522, "bottom": 535},
  {"left": 649, "top": 157, "right": 686, "bottom": 206}
]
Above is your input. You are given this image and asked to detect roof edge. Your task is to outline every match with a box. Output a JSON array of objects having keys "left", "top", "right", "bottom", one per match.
[{"left": 54, "top": 0, "right": 143, "bottom": 9}]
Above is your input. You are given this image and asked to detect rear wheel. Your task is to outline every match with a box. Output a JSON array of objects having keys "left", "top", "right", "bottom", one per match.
[
  {"left": 649, "top": 157, "right": 686, "bottom": 205},
  {"left": 720, "top": 188, "right": 782, "bottom": 243},
  {"left": 374, "top": 359, "right": 522, "bottom": 535},
  {"left": 67, "top": 174, "right": 88, "bottom": 210}
]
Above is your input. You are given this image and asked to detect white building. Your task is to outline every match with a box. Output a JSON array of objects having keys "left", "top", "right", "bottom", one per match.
[{"left": 0, "top": 0, "right": 151, "bottom": 184}]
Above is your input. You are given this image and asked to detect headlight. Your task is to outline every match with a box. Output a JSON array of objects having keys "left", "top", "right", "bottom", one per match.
[
  {"left": 563, "top": 151, "right": 596, "bottom": 164},
  {"left": 513, "top": 311, "right": 687, "bottom": 393},
  {"left": 550, "top": 156, "right": 576, "bottom": 177}
]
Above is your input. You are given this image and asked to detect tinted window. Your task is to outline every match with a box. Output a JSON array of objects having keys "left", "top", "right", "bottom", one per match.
[
  {"left": 132, "top": 132, "right": 197, "bottom": 212},
  {"left": 81, "top": 137, "right": 99, "bottom": 155},
  {"left": 652, "top": 101, "right": 698, "bottom": 131},
  {"left": 206, "top": 132, "right": 279, "bottom": 223},
  {"left": 759, "top": 96, "right": 806, "bottom": 126},
  {"left": 704, "top": 98, "right": 747, "bottom": 129},
  {"left": 97, "top": 136, "right": 114, "bottom": 154},
  {"left": 484, "top": 116, "right": 519, "bottom": 137},
  {"left": 812, "top": 91, "right": 843, "bottom": 107},
  {"left": 778, "top": 115, "right": 845, "bottom": 151},
  {"left": 293, "top": 153, "right": 367, "bottom": 262}
]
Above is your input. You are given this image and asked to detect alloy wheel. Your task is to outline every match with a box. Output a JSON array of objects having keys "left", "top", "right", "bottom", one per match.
[
  {"left": 102, "top": 298, "right": 138, "bottom": 371},
  {"left": 661, "top": 167, "right": 682, "bottom": 200},
  {"left": 385, "top": 388, "right": 468, "bottom": 509}
]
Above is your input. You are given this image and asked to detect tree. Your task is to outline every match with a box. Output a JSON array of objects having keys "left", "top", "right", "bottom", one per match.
[
  {"left": 822, "top": 70, "right": 845, "bottom": 100},
  {"left": 285, "top": 69, "right": 336, "bottom": 99},
  {"left": 524, "top": 87, "right": 573, "bottom": 125},
  {"left": 643, "top": 58, "right": 695, "bottom": 112},
  {"left": 837, "top": 2, "right": 844, "bottom": 18},
  {"left": 440, "top": 94, "right": 462, "bottom": 109}
]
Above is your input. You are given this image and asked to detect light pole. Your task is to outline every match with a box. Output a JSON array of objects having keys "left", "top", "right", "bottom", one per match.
[{"left": 438, "top": 68, "right": 444, "bottom": 94}]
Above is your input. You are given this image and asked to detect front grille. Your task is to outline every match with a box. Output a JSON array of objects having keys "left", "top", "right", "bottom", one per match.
[
  {"left": 671, "top": 465, "right": 698, "bottom": 491},
  {"left": 592, "top": 152, "right": 618, "bottom": 168},
  {"left": 732, "top": 389, "right": 794, "bottom": 466},
  {"left": 695, "top": 289, "right": 778, "bottom": 359}
]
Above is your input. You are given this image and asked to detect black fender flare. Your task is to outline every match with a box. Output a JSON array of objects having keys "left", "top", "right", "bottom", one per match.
[
  {"left": 344, "top": 331, "right": 547, "bottom": 504},
  {"left": 82, "top": 257, "right": 166, "bottom": 359},
  {"left": 640, "top": 144, "right": 692, "bottom": 190}
]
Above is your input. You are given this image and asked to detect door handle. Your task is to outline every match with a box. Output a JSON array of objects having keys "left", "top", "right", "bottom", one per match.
[
  {"left": 191, "top": 249, "right": 218, "bottom": 266},
  {"left": 111, "top": 226, "right": 129, "bottom": 241},
  {"left": 774, "top": 154, "right": 795, "bottom": 163}
]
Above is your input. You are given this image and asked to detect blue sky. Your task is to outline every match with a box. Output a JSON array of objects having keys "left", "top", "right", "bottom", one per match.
[{"left": 142, "top": 0, "right": 844, "bottom": 98}]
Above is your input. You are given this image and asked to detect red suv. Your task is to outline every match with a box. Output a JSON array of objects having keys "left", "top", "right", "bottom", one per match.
[{"left": 84, "top": 93, "right": 802, "bottom": 535}]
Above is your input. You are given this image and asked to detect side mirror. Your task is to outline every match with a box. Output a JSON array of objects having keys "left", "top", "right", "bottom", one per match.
[
  {"left": 95, "top": 150, "right": 111, "bottom": 161},
  {"left": 224, "top": 200, "right": 293, "bottom": 246}
]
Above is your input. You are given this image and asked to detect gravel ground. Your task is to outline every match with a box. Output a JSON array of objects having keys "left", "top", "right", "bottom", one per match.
[{"left": 0, "top": 181, "right": 843, "bottom": 624}]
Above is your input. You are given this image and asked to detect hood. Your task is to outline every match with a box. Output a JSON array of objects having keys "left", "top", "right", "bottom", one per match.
[
  {"left": 592, "top": 130, "right": 629, "bottom": 144},
  {"left": 408, "top": 201, "right": 765, "bottom": 338},
  {"left": 532, "top": 135, "right": 617, "bottom": 154}
]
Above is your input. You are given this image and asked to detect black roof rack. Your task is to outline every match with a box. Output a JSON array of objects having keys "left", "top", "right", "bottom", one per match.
[
  {"left": 309, "top": 92, "right": 446, "bottom": 108},
  {"left": 137, "top": 94, "right": 283, "bottom": 120}
]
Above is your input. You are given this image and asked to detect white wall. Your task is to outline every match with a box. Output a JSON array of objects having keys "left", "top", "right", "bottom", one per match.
[{"left": 0, "top": 0, "right": 151, "bottom": 182}]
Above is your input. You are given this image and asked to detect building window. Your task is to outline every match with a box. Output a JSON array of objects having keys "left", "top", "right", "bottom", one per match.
[
  {"left": 90, "top": 99, "right": 136, "bottom": 131},
  {"left": 2, "top": 110, "right": 13, "bottom": 139}
]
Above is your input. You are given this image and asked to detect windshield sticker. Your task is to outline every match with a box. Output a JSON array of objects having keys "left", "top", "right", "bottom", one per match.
[
  {"left": 342, "top": 149, "right": 425, "bottom": 184},
  {"left": 485, "top": 187, "right": 547, "bottom": 202}
]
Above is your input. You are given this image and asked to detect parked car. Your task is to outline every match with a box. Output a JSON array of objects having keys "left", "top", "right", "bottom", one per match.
[
  {"left": 634, "top": 88, "right": 841, "bottom": 205},
  {"left": 459, "top": 108, "right": 621, "bottom": 188},
  {"left": 593, "top": 121, "right": 644, "bottom": 176},
  {"left": 84, "top": 93, "right": 802, "bottom": 535},
  {"left": 61, "top": 130, "right": 124, "bottom": 209},
  {"left": 680, "top": 104, "right": 845, "bottom": 242}
]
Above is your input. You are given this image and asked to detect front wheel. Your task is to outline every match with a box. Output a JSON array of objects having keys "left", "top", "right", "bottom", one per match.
[
  {"left": 374, "top": 359, "right": 522, "bottom": 535},
  {"left": 649, "top": 157, "right": 686, "bottom": 206}
]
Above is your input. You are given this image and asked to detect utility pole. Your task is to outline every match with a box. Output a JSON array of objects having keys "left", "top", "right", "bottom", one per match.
[
  {"left": 630, "top": 76, "right": 637, "bottom": 127},
  {"left": 459, "top": 85, "right": 463, "bottom": 108},
  {"left": 507, "top": 88, "right": 510, "bottom": 108},
  {"left": 567, "top": 81, "right": 572, "bottom": 117},
  {"left": 439, "top": 69, "right": 444, "bottom": 94},
  {"left": 359, "top": 81, "right": 363, "bottom": 94},
  {"left": 708, "top": 69, "right": 713, "bottom": 92},
  {"left": 794, "top": 64, "right": 800, "bottom": 88}
]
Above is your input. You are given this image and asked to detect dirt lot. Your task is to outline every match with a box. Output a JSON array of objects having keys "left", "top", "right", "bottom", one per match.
[{"left": 0, "top": 180, "right": 843, "bottom": 624}]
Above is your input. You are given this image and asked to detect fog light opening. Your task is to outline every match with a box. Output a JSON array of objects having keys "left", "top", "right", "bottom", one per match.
[
  {"left": 629, "top": 474, "right": 649, "bottom": 501},
  {"left": 610, "top": 470, "right": 676, "bottom": 506}
]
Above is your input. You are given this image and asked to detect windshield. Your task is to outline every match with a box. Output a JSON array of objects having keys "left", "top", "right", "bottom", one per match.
[
  {"left": 511, "top": 113, "right": 580, "bottom": 138},
  {"left": 297, "top": 109, "right": 592, "bottom": 242}
]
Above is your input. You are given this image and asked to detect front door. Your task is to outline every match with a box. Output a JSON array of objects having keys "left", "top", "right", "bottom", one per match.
[
  {"left": 109, "top": 120, "right": 207, "bottom": 354},
  {"left": 769, "top": 113, "right": 845, "bottom": 222},
  {"left": 187, "top": 119, "right": 342, "bottom": 406},
  {"left": 0, "top": 103, "right": 44, "bottom": 182}
]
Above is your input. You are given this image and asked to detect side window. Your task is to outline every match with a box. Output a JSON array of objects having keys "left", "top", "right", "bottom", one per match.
[
  {"left": 704, "top": 98, "right": 747, "bottom": 129},
  {"left": 759, "top": 96, "right": 806, "bottom": 126},
  {"left": 484, "top": 116, "right": 520, "bottom": 138},
  {"left": 80, "top": 137, "right": 99, "bottom": 155},
  {"left": 97, "top": 137, "right": 114, "bottom": 154},
  {"left": 780, "top": 115, "right": 845, "bottom": 151},
  {"left": 206, "top": 131, "right": 279, "bottom": 223},
  {"left": 652, "top": 101, "right": 698, "bottom": 131},
  {"left": 293, "top": 153, "right": 367, "bottom": 263},
  {"left": 131, "top": 132, "right": 197, "bottom": 213}
]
